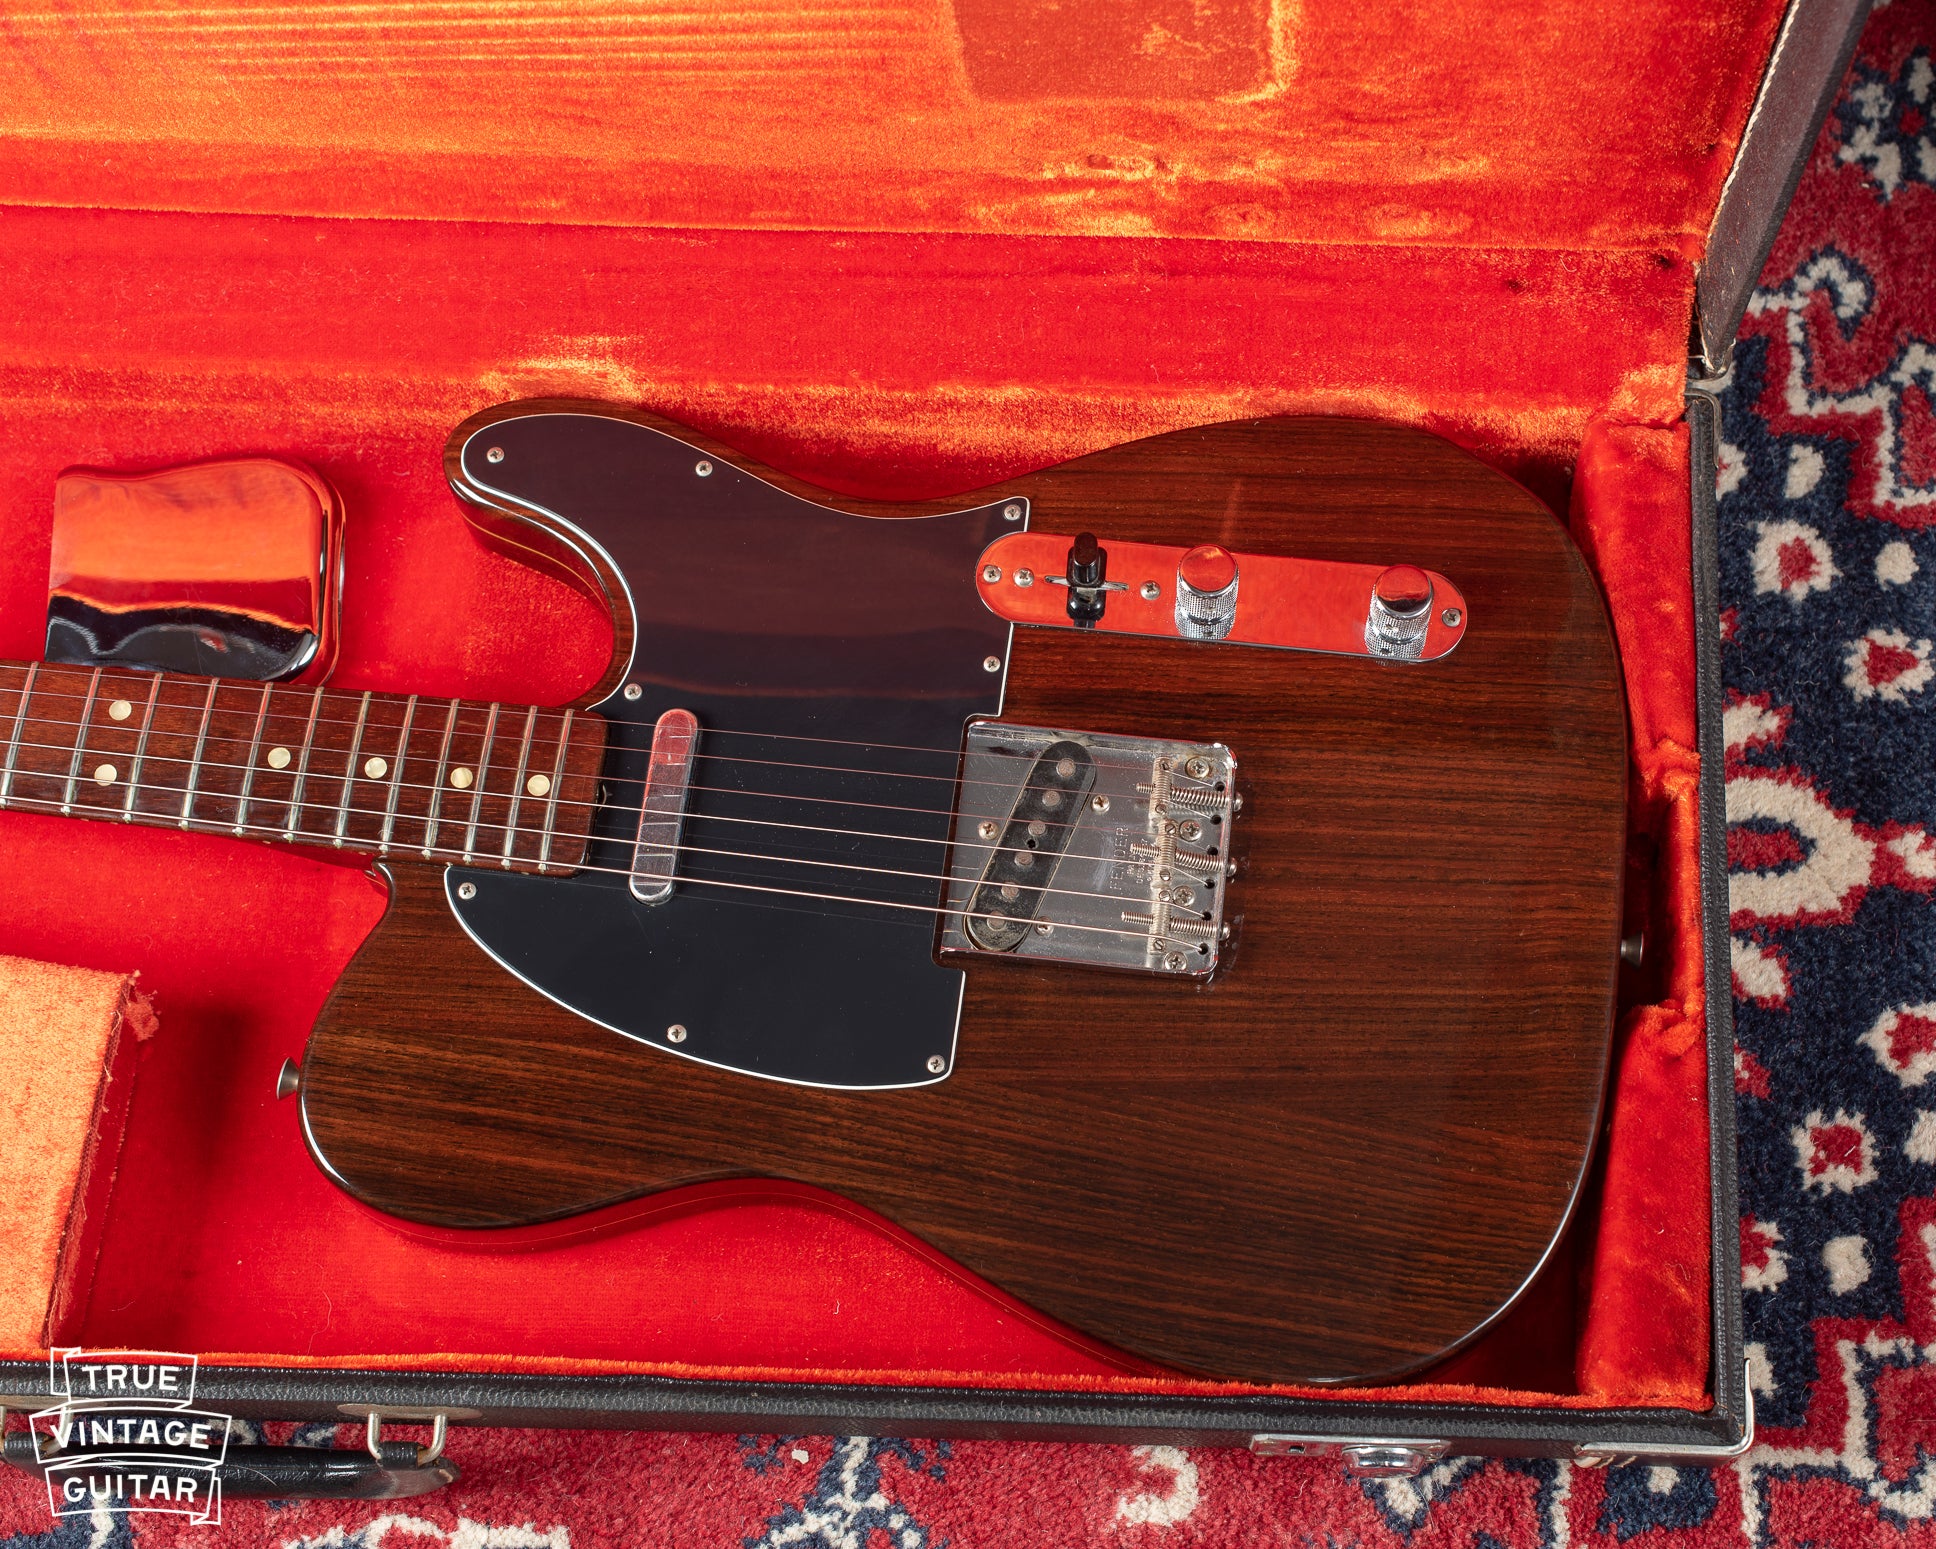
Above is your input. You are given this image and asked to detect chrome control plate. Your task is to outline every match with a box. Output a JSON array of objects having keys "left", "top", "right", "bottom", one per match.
[
  {"left": 975, "top": 531, "right": 1467, "bottom": 662},
  {"left": 939, "top": 722, "right": 1237, "bottom": 979}
]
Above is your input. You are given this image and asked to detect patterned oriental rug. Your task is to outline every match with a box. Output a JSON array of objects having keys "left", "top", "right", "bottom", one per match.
[{"left": 3, "top": 3, "right": 1933, "bottom": 1543}]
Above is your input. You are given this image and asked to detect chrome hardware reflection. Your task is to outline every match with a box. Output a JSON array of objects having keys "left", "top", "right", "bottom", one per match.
[
  {"left": 1365, "top": 564, "right": 1434, "bottom": 660},
  {"left": 45, "top": 457, "right": 344, "bottom": 683},
  {"left": 1175, "top": 542, "right": 1240, "bottom": 640}
]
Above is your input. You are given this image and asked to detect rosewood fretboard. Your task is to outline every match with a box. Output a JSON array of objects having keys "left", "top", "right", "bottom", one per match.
[{"left": 0, "top": 661, "right": 606, "bottom": 872}]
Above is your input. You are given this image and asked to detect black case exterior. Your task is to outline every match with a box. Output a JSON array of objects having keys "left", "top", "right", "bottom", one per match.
[{"left": 0, "top": 0, "right": 1868, "bottom": 1467}]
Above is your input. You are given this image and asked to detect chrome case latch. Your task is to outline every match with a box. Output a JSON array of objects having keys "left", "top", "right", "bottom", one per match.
[{"left": 1249, "top": 1435, "right": 1451, "bottom": 1477}]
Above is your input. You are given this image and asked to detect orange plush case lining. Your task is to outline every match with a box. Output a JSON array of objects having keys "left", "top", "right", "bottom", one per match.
[{"left": 0, "top": 0, "right": 1782, "bottom": 1412}]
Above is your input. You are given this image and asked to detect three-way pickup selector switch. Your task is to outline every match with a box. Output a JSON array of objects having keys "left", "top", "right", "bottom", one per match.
[{"left": 1175, "top": 544, "right": 1239, "bottom": 640}]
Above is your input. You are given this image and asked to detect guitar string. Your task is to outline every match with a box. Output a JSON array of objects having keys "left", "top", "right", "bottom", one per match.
[
  {"left": 0, "top": 731, "right": 1183, "bottom": 847},
  {"left": 0, "top": 685, "right": 1177, "bottom": 782},
  {"left": 0, "top": 772, "right": 1205, "bottom": 944},
  {"left": 0, "top": 757, "right": 1224, "bottom": 919},
  {"left": 489, "top": 875, "right": 1183, "bottom": 947},
  {"left": 0, "top": 677, "right": 1204, "bottom": 781},
  {"left": 0, "top": 714, "right": 1230, "bottom": 916},
  {"left": 0, "top": 676, "right": 1098, "bottom": 762},
  {"left": 0, "top": 718, "right": 1222, "bottom": 833}
]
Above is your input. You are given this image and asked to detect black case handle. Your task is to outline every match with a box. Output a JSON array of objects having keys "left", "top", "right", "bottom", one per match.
[{"left": 3, "top": 1430, "right": 459, "bottom": 1501}]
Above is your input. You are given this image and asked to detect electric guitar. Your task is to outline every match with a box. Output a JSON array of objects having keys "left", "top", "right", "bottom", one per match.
[{"left": 0, "top": 402, "right": 1626, "bottom": 1385}]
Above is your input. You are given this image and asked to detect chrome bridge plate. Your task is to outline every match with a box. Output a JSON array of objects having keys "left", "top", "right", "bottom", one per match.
[{"left": 938, "top": 723, "right": 1237, "bottom": 978}]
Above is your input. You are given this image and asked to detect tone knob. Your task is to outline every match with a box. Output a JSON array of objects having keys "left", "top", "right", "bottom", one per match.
[
  {"left": 1365, "top": 565, "right": 1434, "bottom": 659},
  {"left": 1175, "top": 544, "right": 1239, "bottom": 640}
]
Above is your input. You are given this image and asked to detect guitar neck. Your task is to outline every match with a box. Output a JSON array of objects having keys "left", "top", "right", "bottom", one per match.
[{"left": 0, "top": 661, "right": 606, "bottom": 874}]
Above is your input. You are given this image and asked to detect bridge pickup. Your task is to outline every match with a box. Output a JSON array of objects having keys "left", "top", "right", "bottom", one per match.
[
  {"left": 964, "top": 740, "right": 1098, "bottom": 951},
  {"left": 940, "top": 722, "right": 1238, "bottom": 978},
  {"left": 630, "top": 708, "right": 699, "bottom": 904}
]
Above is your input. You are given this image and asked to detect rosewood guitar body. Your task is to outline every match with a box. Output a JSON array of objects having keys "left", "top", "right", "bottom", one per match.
[{"left": 298, "top": 403, "right": 1627, "bottom": 1386}]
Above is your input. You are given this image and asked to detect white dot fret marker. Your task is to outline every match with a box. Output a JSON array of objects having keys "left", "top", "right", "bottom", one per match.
[
  {"left": 526, "top": 774, "right": 552, "bottom": 797},
  {"left": 365, "top": 757, "right": 389, "bottom": 779},
  {"left": 93, "top": 763, "right": 117, "bottom": 786},
  {"left": 267, "top": 746, "right": 291, "bottom": 770},
  {"left": 449, "top": 767, "right": 473, "bottom": 789},
  {"left": 108, "top": 699, "right": 133, "bottom": 722}
]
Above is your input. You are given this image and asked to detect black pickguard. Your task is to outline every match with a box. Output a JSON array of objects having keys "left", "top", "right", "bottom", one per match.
[{"left": 443, "top": 412, "right": 1014, "bottom": 1088}]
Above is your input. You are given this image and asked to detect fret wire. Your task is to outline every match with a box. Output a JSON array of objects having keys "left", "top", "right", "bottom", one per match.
[
  {"left": 421, "top": 698, "right": 461, "bottom": 857},
  {"left": 1, "top": 662, "right": 40, "bottom": 808},
  {"left": 380, "top": 694, "right": 418, "bottom": 854},
  {"left": 332, "top": 691, "right": 372, "bottom": 846},
  {"left": 537, "top": 708, "right": 573, "bottom": 876},
  {"left": 233, "top": 681, "right": 275, "bottom": 835},
  {"left": 179, "top": 679, "right": 221, "bottom": 829},
  {"left": 501, "top": 704, "right": 539, "bottom": 870},
  {"left": 286, "top": 684, "right": 328, "bottom": 840},
  {"left": 59, "top": 667, "right": 105, "bottom": 815},
  {"left": 461, "top": 701, "right": 501, "bottom": 864},
  {"left": 122, "top": 673, "right": 165, "bottom": 821}
]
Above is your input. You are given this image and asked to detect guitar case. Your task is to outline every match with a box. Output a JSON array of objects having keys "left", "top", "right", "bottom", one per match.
[{"left": 0, "top": 0, "right": 1863, "bottom": 1484}]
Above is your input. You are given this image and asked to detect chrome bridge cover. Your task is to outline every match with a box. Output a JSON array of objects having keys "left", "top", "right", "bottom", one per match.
[{"left": 939, "top": 723, "right": 1236, "bottom": 978}]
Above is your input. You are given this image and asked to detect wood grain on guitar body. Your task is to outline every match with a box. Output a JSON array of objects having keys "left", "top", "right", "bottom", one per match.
[{"left": 0, "top": 404, "right": 1626, "bottom": 1386}]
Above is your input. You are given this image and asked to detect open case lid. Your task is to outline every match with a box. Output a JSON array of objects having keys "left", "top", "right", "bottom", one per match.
[{"left": 0, "top": 0, "right": 1853, "bottom": 448}]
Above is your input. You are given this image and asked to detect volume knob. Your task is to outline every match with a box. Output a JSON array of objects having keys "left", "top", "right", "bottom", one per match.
[
  {"left": 1175, "top": 545, "right": 1239, "bottom": 640},
  {"left": 1366, "top": 565, "right": 1434, "bottom": 659}
]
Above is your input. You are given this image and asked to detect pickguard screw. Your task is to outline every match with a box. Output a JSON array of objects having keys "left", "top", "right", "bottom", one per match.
[
  {"left": 624, "top": 683, "right": 643, "bottom": 700},
  {"left": 457, "top": 881, "right": 477, "bottom": 900},
  {"left": 667, "top": 1023, "right": 688, "bottom": 1043},
  {"left": 485, "top": 446, "right": 504, "bottom": 463},
  {"left": 983, "top": 655, "right": 1002, "bottom": 673},
  {"left": 1091, "top": 794, "right": 1110, "bottom": 813},
  {"left": 1140, "top": 581, "right": 1160, "bottom": 600},
  {"left": 927, "top": 1054, "right": 947, "bottom": 1073},
  {"left": 982, "top": 564, "right": 1003, "bottom": 583},
  {"left": 1003, "top": 503, "right": 1023, "bottom": 521},
  {"left": 1035, "top": 921, "right": 1053, "bottom": 935},
  {"left": 1185, "top": 756, "right": 1212, "bottom": 780},
  {"left": 1015, "top": 568, "right": 1035, "bottom": 587},
  {"left": 695, "top": 460, "right": 713, "bottom": 477},
  {"left": 1164, "top": 951, "right": 1187, "bottom": 971},
  {"left": 1178, "top": 819, "right": 1203, "bottom": 841},
  {"left": 1442, "top": 607, "right": 1462, "bottom": 627},
  {"left": 978, "top": 820, "right": 999, "bottom": 839}
]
